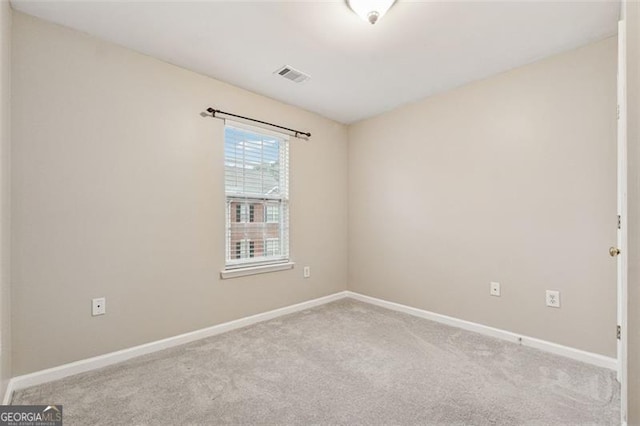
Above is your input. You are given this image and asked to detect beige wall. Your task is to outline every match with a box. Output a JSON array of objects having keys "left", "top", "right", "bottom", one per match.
[
  {"left": 625, "top": 0, "right": 640, "bottom": 422},
  {"left": 348, "top": 38, "right": 618, "bottom": 357},
  {"left": 11, "top": 12, "right": 348, "bottom": 375},
  {"left": 0, "top": 0, "right": 11, "bottom": 396}
]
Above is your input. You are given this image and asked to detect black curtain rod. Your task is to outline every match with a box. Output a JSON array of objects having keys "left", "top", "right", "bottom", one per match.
[{"left": 206, "top": 107, "right": 311, "bottom": 138}]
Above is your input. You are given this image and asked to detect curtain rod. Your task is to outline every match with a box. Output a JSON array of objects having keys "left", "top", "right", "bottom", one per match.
[{"left": 206, "top": 107, "right": 311, "bottom": 139}]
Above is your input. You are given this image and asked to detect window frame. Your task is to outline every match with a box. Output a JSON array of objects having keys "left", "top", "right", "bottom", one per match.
[{"left": 223, "top": 121, "right": 291, "bottom": 272}]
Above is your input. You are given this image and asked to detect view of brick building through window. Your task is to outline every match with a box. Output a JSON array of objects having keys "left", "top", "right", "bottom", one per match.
[{"left": 228, "top": 201, "right": 281, "bottom": 259}]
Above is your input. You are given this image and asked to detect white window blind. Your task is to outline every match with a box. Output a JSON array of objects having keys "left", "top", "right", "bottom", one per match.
[{"left": 224, "top": 121, "right": 289, "bottom": 269}]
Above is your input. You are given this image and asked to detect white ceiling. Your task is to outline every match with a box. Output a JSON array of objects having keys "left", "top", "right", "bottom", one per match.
[{"left": 11, "top": 0, "right": 620, "bottom": 124}]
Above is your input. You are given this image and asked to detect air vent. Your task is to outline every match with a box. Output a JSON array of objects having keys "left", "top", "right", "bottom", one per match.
[{"left": 274, "top": 65, "right": 310, "bottom": 83}]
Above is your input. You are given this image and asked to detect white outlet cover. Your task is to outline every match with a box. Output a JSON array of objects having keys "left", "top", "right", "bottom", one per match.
[
  {"left": 92, "top": 297, "right": 106, "bottom": 316},
  {"left": 303, "top": 266, "right": 311, "bottom": 278},
  {"left": 545, "top": 290, "right": 561, "bottom": 308},
  {"left": 490, "top": 282, "right": 500, "bottom": 297}
]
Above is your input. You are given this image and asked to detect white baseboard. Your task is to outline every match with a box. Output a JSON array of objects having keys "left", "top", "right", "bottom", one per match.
[
  {"left": 3, "top": 289, "right": 618, "bottom": 404},
  {"left": 2, "top": 379, "right": 14, "bottom": 405},
  {"left": 5, "top": 291, "right": 349, "bottom": 400},
  {"left": 346, "top": 291, "right": 617, "bottom": 371}
]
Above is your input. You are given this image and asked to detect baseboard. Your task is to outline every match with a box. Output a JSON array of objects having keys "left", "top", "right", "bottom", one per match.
[
  {"left": 6, "top": 291, "right": 349, "bottom": 399},
  {"left": 346, "top": 291, "right": 617, "bottom": 371},
  {"left": 2, "top": 379, "right": 14, "bottom": 405},
  {"left": 4, "top": 289, "right": 618, "bottom": 404}
]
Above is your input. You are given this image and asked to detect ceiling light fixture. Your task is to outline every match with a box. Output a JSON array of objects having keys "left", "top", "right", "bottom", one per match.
[{"left": 347, "top": 0, "right": 396, "bottom": 25}]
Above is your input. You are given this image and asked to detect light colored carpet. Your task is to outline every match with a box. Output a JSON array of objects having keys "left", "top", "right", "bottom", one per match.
[{"left": 12, "top": 299, "right": 619, "bottom": 425}]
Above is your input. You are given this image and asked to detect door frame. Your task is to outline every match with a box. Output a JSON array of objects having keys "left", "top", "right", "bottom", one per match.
[{"left": 616, "top": 18, "right": 628, "bottom": 426}]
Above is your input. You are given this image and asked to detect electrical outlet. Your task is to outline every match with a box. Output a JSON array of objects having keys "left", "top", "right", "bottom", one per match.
[
  {"left": 490, "top": 282, "right": 501, "bottom": 297},
  {"left": 545, "top": 290, "right": 560, "bottom": 308},
  {"left": 92, "top": 297, "right": 106, "bottom": 316},
  {"left": 303, "top": 266, "right": 311, "bottom": 278}
]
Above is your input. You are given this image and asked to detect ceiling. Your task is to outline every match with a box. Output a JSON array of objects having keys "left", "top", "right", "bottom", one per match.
[{"left": 11, "top": 0, "right": 620, "bottom": 124}]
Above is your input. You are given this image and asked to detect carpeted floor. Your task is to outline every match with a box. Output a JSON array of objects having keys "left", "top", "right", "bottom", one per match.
[{"left": 13, "top": 299, "right": 619, "bottom": 425}]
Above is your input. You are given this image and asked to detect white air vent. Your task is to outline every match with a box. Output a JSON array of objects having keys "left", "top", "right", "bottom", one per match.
[{"left": 274, "top": 65, "right": 310, "bottom": 83}]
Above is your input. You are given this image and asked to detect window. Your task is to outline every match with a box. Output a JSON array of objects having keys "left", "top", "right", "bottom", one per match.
[
  {"left": 233, "top": 240, "right": 257, "bottom": 260},
  {"left": 235, "top": 204, "right": 250, "bottom": 223},
  {"left": 224, "top": 122, "right": 289, "bottom": 269},
  {"left": 265, "top": 204, "right": 280, "bottom": 223},
  {"left": 264, "top": 238, "right": 280, "bottom": 257},
  {"left": 234, "top": 204, "right": 258, "bottom": 223}
]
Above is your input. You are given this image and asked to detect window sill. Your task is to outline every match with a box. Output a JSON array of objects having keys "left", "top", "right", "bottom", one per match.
[{"left": 220, "top": 262, "right": 295, "bottom": 279}]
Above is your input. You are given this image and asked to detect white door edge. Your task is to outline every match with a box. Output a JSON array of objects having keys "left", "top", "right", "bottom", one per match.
[{"left": 616, "top": 18, "right": 628, "bottom": 425}]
